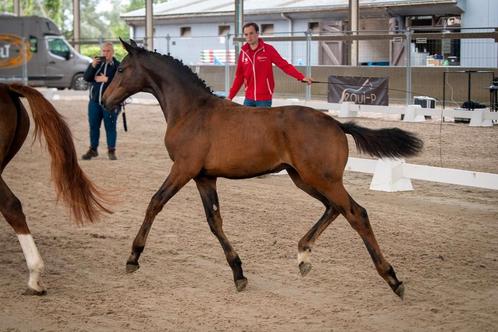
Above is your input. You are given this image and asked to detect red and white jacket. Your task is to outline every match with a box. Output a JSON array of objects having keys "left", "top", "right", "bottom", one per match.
[{"left": 228, "top": 39, "right": 305, "bottom": 101}]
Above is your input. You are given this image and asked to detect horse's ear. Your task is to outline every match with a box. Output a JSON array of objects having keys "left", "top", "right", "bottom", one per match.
[
  {"left": 130, "top": 39, "right": 138, "bottom": 48},
  {"left": 120, "top": 37, "right": 136, "bottom": 55}
]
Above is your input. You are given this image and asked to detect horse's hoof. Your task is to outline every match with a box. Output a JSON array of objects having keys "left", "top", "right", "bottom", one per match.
[
  {"left": 235, "top": 278, "right": 248, "bottom": 292},
  {"left": 394, "top": 282, "right": 405, "bottom": 300},
  {"left": 126, "top": 262, "right": 140, "bottom": 273},
  {"left": 299, "top": 262, "right": 312, "bottom": 277},
  {"left": 23, "top": 288, "right": 47, "bottom": 296}
]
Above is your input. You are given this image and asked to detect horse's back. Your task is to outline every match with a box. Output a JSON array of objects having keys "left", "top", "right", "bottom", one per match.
[
  {"left": 0, "top": 84, "right": 30, "bottom": 172},
  {"left": 213, "top": 102, "right": 348, "bottom": 157},
  {"left": 200, "top": 103, "right": 349, "bottom": 178},
  {"left": 274, "top": 105, "right": 349, "bottom": 168}
]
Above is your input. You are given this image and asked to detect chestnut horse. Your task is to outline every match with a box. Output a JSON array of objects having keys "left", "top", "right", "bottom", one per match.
[
  {"left": 0, "top": 83, "right": 110, "bottom": 295},
  {"left": 103, "top": 39, "right": 423, "bottom": 298}
]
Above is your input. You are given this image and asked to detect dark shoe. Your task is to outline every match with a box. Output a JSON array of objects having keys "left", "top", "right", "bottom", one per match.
[
  {"left": 108, "top": 150, "right": 117, "bottom": 160},
  {"left": 82, "top": 148, "right": 98, "bottom": 160}
]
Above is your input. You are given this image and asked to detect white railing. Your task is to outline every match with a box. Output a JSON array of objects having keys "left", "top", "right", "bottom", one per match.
[
  {"left": 346, "top": 157, "right": 498, "bottom": 191},
  {"left": 248, "top": 98, "right": 497, "bottom": 191},
  {"left": 255, "top": 98, "right": 498, "bottom": 127},
  {"left": 272, "top": 157, "right": 498, "bottom": 192}
]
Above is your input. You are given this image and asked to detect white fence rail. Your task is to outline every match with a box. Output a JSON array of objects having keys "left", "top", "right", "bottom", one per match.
[
  {"left": 346, "top": 157, "right": 498, "bottom": 191},
  {"left": 274, "top": 156, "right": 498, "bottom": 191},
  {"left": 250, "top": 98, "right": 498, "bottom": 127},
  {"left": 244, "top": 97, "right": 498, "bottom": 191}
]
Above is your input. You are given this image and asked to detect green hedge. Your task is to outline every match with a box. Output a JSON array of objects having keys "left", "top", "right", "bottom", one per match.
[{"left": 80, "top": 44, "right": 128, "bottom": 61}]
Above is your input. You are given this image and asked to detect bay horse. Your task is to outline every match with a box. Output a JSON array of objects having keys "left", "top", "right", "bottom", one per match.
[
  {"left": 0, "top": 83, "right": 110, "bottom": 295},
  {"left": 103, "top": 39, "right": 423, "bottom": 298}
]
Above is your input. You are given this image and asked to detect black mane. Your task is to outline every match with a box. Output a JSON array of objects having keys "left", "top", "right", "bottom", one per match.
[{"left": 136, "top": 46, "right": 214, "bottom": 95}]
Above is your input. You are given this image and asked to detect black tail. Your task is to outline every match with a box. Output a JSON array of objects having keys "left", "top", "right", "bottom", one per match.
[{"left": 339, "top": 121, "right": 423, "bottom": 158}]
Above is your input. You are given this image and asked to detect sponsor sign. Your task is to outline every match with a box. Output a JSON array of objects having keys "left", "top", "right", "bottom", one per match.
[{"left": 328, "top": 76, "right": 389, "bottom": 105}]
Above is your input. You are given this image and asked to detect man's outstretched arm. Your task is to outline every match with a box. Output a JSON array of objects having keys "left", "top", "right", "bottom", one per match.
[{"left": 269, "top": 45, "right": 313, "bottom": 85}]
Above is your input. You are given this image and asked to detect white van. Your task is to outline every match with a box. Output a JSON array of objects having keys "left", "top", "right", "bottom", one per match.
[{"left": 0, "top": 14, "right": 91, "bottom": 90}]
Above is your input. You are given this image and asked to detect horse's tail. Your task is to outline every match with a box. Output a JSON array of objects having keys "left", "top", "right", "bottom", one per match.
[
  {"left": 338, "top": 121, "right": 423, "bottom": 158},
  {"left": 8, "top": 84, "right": 112, "bottom": 224}
]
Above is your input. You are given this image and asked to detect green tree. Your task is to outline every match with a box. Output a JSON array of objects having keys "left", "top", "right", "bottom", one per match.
[
  {"left": 2, "top": 0, "right": 168, "bottom": 59},
  {"left": 126, "top": 0, "right": 146, "bottom": 12},
  {"left": 1, "top": 0, "right": 62, "bottom": 27}
]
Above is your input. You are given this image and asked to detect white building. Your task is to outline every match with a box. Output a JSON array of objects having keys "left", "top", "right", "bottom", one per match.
[{"left": 121, "top": 0, "right": 497, "bottom": 67}]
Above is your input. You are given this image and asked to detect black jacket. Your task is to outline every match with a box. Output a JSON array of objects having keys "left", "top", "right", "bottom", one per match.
[{"left": 84, "top": 57, "right": 120, "bottom": 105}]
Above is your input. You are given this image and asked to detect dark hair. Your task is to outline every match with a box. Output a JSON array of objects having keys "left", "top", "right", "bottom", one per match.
[{"left": 242, "top": 22, "right": 259, "bottom": 33}]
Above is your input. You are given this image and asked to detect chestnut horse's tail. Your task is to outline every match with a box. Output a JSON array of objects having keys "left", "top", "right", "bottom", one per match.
[
  {"left": 339, "top": 121, "right": 423, "bottom": 158},
  {"left": 8, "top": 84, "right": 111, "bottom": 224}
]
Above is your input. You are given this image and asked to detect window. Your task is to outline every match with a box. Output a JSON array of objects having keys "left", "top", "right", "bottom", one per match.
[
  {"left": 261, "top": 24, "right": 274, "bottom": 36},
  {"left": 29, "top": 36, "right": 38, "bottom": 53},
  {"left": 308, "top": 22, "right": 320, "bottom": 34},
  {"left": 218, "top": 25, "right": 230, "bottom": 36},
  {"left": 180, "top": 27, "right": 192, "bottom": 37},
  {"left": 47, "top": 37, "right": 70, "bottom": 59}
]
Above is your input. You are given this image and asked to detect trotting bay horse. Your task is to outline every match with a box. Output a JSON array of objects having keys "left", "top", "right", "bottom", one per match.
[
  {"left": 103, "top": 39, "right": 423, "bottom": 298},
  {"left": 0, "top": 83, "right": 110, "bottom": 295}
]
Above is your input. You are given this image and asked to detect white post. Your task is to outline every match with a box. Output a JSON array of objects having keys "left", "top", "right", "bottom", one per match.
[
  {"left": 469, "top": 109, "right": 493, "bottom": 127},
  {"left": 405, "top": 29, "right": 412, "bottom": 105},
  {"left": 224, "top": 33, "right": 230, "bottom": 98},
  {"left": 349, "top": 0, "right": 359, "bottom": 67},
  {"left": 370, "top": 158, "right": 413, "bottom": 192},
  {"left": 14, "top": 0, "right": 21, "bottom": 15},
  {"left": 145, "top": 0, "right": 154, "bottom": 51},
  {"left": 403, "top": 104, "right": 425, "bottom": 122},
  {"left": 338, "top": 102, "right": 357, "bottom": 118},
  {"left": 305, "top": 31, "right": 311, "bottom": 101},
  {"left": 73, "top": 0, "right": 81, "bottom": 52}
]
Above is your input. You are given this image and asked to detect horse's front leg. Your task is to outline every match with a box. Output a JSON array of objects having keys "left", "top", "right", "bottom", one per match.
[
  {"left": 126, "top": 163, "right": 192, "bottom": 272},
  {"left": 195, "top": 176, "right": 247, "bottom": 291}
]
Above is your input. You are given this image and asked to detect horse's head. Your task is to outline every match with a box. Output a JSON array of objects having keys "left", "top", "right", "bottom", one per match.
[{"left": 102, "top": 38, "right": 148, "bottom": 110}]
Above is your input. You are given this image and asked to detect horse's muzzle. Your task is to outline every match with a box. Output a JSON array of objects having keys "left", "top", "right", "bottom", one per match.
[{"left": 101, "top": 97, "right": 113, "bottom": 112}]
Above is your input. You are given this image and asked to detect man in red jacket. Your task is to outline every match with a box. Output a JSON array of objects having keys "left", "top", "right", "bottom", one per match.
[{"left": 228, "top": 22, "right": 313, "bottom": 107}]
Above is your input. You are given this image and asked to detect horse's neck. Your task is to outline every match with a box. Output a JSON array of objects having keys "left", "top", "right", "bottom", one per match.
[
  {"left": 153, "top": 82, "right": 199, "bottom": 126},
  {"left": 144, "top": 61, "right": 211, "bottom": 125}
]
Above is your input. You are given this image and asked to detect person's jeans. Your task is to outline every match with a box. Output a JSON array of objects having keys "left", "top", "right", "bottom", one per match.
[
  {"left": 88, "top": 99, "right": 118, "bottom": 150},
  {"left": 243, "top": 98, "right": 272, "bottom": 107}
]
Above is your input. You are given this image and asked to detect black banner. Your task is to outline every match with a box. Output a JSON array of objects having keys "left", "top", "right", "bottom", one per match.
[{"left": 328, "top": 76, "right": 389, "bottom": 105}]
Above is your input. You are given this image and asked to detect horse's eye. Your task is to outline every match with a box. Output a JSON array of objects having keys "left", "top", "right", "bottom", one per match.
[{"left": 118, "top": 67, "right": 124, "bottom": 73}]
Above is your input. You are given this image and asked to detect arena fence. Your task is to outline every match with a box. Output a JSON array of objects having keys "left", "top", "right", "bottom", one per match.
[
  {"left": 272, "top": 156, "right": 498, "bottom": 192},
  {"left": 345, "top": 157, "right": 498, "bottom": 192},
  {"left": 253, "top": 97, "right": 498, "bottom": 127},
  {"left": 234, "top": 96, "right": 498, "bottom": 192}
]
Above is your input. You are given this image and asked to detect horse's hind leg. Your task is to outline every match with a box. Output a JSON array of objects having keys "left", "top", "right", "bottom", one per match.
[
  {"left": 287, "top": 169, "right": 340, "bottom": 276},
  {"left": 195, "top": 176, "right": 247, "bottom": 291},
  {"left": 0, "top": 177, "right": 46, "bottom": 295},
  {"left": 323, "top": 181, "right": 404, "bottom": 298},
  {"left": 298, "top": 207, "right": 339, "bottom": 276}
]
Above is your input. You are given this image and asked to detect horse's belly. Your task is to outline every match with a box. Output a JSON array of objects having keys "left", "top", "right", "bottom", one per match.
[{"left": 203, "top": 150, "right": 283, "bottom": 179}]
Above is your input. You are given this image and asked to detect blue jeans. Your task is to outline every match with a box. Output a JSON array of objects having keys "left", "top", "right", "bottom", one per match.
[
  {"left": 243, "top": 98, "right": 272, "bottom": 107},
  {"left": 88, "top": 100, "right": 118, "bottom": 150}
]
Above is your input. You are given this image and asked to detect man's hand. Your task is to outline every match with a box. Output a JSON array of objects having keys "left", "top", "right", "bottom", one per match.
[
  {"left": 95, "top": 73, "right": 108, "bottom": 83},
  {"left": 302, "top": 77, "right": 313, "bottom": 85},
  {"left": 91, "top": 57, "right": 102, "bottom": 68}
]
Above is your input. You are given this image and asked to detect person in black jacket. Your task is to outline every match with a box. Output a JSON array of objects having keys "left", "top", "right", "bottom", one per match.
[{"left": 82, "top": 42, "right": 121, "bottom": 160}]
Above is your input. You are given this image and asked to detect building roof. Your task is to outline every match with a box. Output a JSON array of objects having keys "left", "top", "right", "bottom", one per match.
[{"left": 122, "top": 0, "right": 463, "bottom": 20}]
